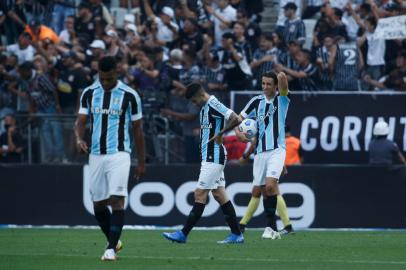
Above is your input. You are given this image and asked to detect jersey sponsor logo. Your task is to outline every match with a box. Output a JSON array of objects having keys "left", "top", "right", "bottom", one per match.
[
  {"left": 201, "top": 123, "right": 213, "bottom": 129},
  {"left": 91, "top": 107, "right": 123, "bottom": 116}
]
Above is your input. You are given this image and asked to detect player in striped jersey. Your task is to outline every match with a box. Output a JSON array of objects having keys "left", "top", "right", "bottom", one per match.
[
  {"left": 315, "top": 35, "right": 334, "bottom": 90},
  {"left": 163, "top": 83, "right": 244, "bottom": 244},
  {"left": 330, "top": 37, "right": 364, "bottom": 91},
  {"left": 74, "top": 56, "right": 145, "bottom": 261},
  {"left": 236, "top": 72, "right": 292, "bottom": 239}
]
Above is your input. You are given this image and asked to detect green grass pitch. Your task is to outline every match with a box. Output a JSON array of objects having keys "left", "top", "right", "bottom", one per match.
[{"left": 1, "top": 229, "right": 405, "bottom": 270}]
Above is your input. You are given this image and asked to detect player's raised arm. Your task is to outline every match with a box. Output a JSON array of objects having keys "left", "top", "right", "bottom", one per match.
[{"left": 277, "top": 72, "right": 289, "bottom": 96}]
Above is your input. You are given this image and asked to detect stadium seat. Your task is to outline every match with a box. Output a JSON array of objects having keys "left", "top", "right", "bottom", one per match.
[{"left": 303, "top": 19, "right": 317, "bottom": 50}]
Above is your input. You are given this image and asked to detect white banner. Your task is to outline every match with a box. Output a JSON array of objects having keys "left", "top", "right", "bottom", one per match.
[{"left": 374, "top": 15, "right": 406, "bottom": 40}]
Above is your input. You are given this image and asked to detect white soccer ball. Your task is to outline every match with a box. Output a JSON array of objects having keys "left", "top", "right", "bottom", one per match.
[{"left": 238, "top": 119, "right": 257, "bottom": 139}]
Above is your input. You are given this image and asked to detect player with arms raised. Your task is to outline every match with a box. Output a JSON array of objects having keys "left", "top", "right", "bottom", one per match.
[
  {"left": 163, "top": 83, "right": 244, "bottom": 244},
  {"left": 74, "top": 56, "right": 145, "bottom": 261},
  {"left": 237, "top": 72, "right": 291, "bottom": 239}
]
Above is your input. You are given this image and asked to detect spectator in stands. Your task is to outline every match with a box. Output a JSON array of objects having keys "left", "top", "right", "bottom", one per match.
[
  {"left": 233, "top": 21, "right": 252, "bottom": 63},
  {"left": 276, "top": 0, "right": 301, "bottom": 33},
  {"left": 279, "top": 40, "right": 301, "bottom": 90},
  {"left": 201, "top": 50, "right": 227, "bottom": 97},
  {"left": 205, "top": 0, "right": 237, "bottom": 47},
  {"left": 59, "top": 15, "right": 76, "bottom": 46},
  {"left": 216, "top": 32, "right": 252, "bottom": 90},
  {"left": 330, "top": 36, "right": 363, "bottom": 91},
  {"left": 369, "top": 121, "right": 406, "bottom": 165},
  {"left": 0, "top": 113, "right": 24, "bottom": 163},
  {"left": 284, "top": 125, "right": 302, "bottom": 166},
  {"left": 179, "top": 17, "right": 203, "bottom": 53},
  {"left": 160, "top": 99, "right": 200, "bottom": 163},
  {"left": 178, "top": 50, "right": 201, "bottom": 89},
  {"left": 51, "top": 0, "right": 76, "bottom": 35},
  {"left": 363, "top": 51, "right": 406, "bottom": 91},
  {"left": 0, "top": 32, "right": 35, "bottom": 64},
  {"left": 56, "top": 51, "right": 89, "bottom": 113},
  {"left": 132, "top": 51, "right": 159, "bottom": 91},
  {"left": 236, "top": 10, "right": 262, "bottom": 51},
  {"left": 0, "top": 0, "right": 26, "bottom": 44},
  {"left": 251, "top": 33, "right": 278, "bottom": 89},
  {"left": 276, "top": 49, "right": 319, "bottom": 91},
  {"left": 314, "top": 5, "right": 348, "bottom": 47},
  {"left": 17, "top": 61, "right": 64, "bottom": 163},
  {"left": 315, "top": 35, "right": 335, "bottom": 90},
  {"left": 282, "top": 2, "right": 306, "bottom": 46},
  {"left": 88, "top": 0, "right": 114, "bottom": 26},
  {"left": 143, "top": 1, "right": 179, "bottom": 48},
  {"left": 103, "top": 29, "right": 126, "bottom": 59},
  {"left": 75, "top": 2, "right": 97, "bottom": 43},
  {"left": 24, "top": 18, "right": 60, "bottom": 44},
  {"left": 357, "top": 16, "right": 385, "bottom": 90}
]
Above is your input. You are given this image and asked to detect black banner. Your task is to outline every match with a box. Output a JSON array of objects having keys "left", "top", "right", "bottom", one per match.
[
  {"left": 1, "top": 164, "right": 406, "bottom": 228},
  {"left": 231, "top": 92, "right": 406, "bottom": 163}
]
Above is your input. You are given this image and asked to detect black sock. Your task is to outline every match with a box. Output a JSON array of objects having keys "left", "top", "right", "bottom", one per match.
[
  {"left": 263, "top": 195, "right": 277, "bottom": 231},
  {"left": 94, "top": 207, "right": 111, "bottom": 240},
  {"left": 181, "top": 202, "right": 205, "bottom": 236},
  {"left": 107, "top": 210, "right": 125, "bottom": 250},
  {"left": 221, "top": 200, "right": 241, "bottom": 235}
]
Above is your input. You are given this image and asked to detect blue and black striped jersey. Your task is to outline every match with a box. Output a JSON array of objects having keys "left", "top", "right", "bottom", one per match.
[{"left": 78, "top": 80, "right": 142, "bottom": 155}]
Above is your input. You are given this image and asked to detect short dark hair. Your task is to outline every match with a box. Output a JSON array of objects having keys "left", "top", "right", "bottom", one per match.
[
  {"left": 18, "top": 61, "right": 33, "bottom": 71},
  {"left": 222, "top": 32, "right": 235, "bottom": 42},
  {"left": 264, "top": 33, "right": 273, "bottom": 42},
  {"left": 262, "top": 71, "right": 278, "bottom": 84},
  {"left": 98, "top": 56, "right": 117, "bottom": 72},
  {"left": 185, "top": 83, "right": 204, "bottom": 99},
  {"left": 284, "top": 2, "right": 297, "bottom": 10}
]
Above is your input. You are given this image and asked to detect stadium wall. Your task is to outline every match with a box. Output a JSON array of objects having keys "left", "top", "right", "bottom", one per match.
[
  {"left": 1, "top": 164, "right": 405, "bottom": 229},
  {"left": 231, "top": 92, "right": 406, "bottom": 164}
]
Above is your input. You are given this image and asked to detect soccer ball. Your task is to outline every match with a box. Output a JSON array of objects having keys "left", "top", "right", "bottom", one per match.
[{"left": 238, "top": 119, "right": 257, "bottom": 139}]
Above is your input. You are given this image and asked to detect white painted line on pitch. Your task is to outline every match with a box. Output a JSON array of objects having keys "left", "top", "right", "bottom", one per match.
[{"left": 1, "top": 252, "right": 405, "bottom": 265}]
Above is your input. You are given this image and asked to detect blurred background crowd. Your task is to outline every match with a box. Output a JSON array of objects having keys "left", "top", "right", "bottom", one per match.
[{"left": 0, "top": 0, "right": 405, "bottom": 164}]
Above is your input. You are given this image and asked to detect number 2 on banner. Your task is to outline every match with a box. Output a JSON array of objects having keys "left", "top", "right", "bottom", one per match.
[{"left": 343, "top": 49, "right": 356, "bottom": 65}]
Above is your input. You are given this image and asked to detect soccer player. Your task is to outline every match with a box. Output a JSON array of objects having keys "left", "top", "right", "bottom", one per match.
[
  {"left": 74, "top": 56, "right": 145, "bottom": 261},
  {"left": 163, "top": 83, "right": 244, "bottom": 244},
  {"left": 236, "top": 72, "right": 291, "bottom": 239}
]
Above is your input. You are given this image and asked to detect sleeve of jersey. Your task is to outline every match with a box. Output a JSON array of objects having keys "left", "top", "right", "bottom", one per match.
[
  {"left": 210, "top": 99, "right": 233, "bottom": 120},
  {"left": 131, "top": 93, "right": 143, "bottom": 121},
  {"left": 240, "top": 98, "right": 256, "bottom": 118},
  {"left": 78, "top": 89, "right": 89, "bottom": 115}
]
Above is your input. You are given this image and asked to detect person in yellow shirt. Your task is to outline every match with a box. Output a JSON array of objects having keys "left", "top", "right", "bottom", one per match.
[
  {"left": 24, "top": 18, "right": 60, "bottom": 44},
  {"left": 285, "top": 125, "right": 303, "bottom": 166}
]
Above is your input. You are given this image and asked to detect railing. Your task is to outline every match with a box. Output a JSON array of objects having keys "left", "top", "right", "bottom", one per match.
[{"left": 3, "top": 113, "right": 186, "bottom": 165}]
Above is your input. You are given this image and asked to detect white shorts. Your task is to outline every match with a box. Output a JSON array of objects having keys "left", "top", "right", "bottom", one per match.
[
  {"left": 89, "top": 152, "right": 131, "bottom": 202},
  {"left": 253, "top": 148, "right": 286, "bottom": 186},
  {"left": 196, "top": 162, "right": 226, "bottom": 190}
]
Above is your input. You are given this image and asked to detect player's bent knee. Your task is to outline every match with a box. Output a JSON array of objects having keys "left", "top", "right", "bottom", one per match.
[
  {"left": 109, "top": 195, "right": 125, "bottom": 210},
  {"left": 194, "top": 189, "right": 209, "bottom": 204}
]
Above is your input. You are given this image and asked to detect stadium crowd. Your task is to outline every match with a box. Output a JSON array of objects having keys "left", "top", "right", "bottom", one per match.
[{"left": 0, "top": 0, "right": 405, "bottom": 163}]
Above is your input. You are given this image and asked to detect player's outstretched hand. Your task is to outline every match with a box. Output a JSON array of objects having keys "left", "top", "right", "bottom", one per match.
[
  {"left": 76, "top": 139, "right": 88, "bottom": 153},
  {"left": 134, "top": 163, "right": 145, "bottom": 181}
]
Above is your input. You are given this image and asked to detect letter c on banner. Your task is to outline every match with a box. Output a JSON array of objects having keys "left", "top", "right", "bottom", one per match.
[
  {"left": 300, "top": 116, "right": 318, "bottom": 151},
  {"left": 176, "top": 181, "right": 218, "bottom": 217},
  {"left": 129, "top": 182, "right": 174, "bottom": 217}
]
